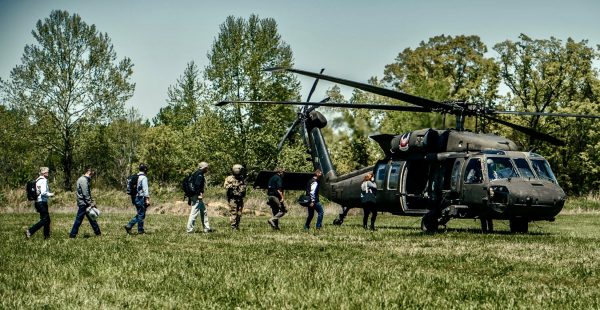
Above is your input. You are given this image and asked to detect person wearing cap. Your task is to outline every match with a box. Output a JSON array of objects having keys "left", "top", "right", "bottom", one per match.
[
  {"left": 223, "top": 164, "right": 247, "bottom": 230},
  {"left": 187, "top": 162, "right": 213, "bottom": 233},
  {"left": 69, "top": 166, "right": 101, "bottom": 238},
  {"left": 25, "top": 167, "right": 55, "bottom": 239},
  {"left": 124, "top": 163, "right": 150, "bottom": 235},
  {"left": 267, "top": 167, "right": 286, "bottom": 230}
]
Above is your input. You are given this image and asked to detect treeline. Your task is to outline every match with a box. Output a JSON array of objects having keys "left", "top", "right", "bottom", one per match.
[{"left": 1, "top": 10, "right": 600, "bottom": 196}]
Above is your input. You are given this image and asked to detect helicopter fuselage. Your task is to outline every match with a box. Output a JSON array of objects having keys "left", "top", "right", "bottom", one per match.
[{"left": 324, "top": 150, "right": 565, "bottom": 223}]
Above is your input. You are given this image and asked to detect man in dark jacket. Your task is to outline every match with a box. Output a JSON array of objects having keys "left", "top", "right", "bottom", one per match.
[
  {"left": 187, "top": 162, "right": 212, "bottom": 233},
  {"left": 69, "top": 167, "right": 101, "bottom": 238},
  {"left": 304, "top": 169, "right": 324, "bottom": 230},
  {"left": 267, "top": 167, "right": 286, "bottom": 229}
]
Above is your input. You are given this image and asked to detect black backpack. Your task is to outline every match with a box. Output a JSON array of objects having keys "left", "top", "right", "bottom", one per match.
[
  {"left": 126, "top": 174, "right": 139, "bottom": 196},
  {"left": 181, "top": 170, "right": 201, "bottom": 197},
  {"left": 26, "top": 179, "right": 38, "bottom": 201}
]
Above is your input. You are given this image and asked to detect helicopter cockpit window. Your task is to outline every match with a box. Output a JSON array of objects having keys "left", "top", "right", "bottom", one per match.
[
  {"left": 531, "top": 159, "right": 558, "bottom": 183},
  {"left": 464, "top": 159, "right": 483, "bottom": 184},
  {"left": 486, "top": 157, "right": 518, "bottom": 180},
  {"left": 513, "top": 158, "right": 535, "bottom": 179}
]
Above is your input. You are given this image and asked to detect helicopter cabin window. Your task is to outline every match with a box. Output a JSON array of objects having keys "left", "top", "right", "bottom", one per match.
[
  {"left": 375, "top": 165, "right": 387, "bottom": 189},
  {"left": 531, "top": 159, "right": 558, "bottom": 183},
  {"left": 387, "top": 163, "right": 401, "bottom": 190},
  {"left": 486, "top": 157, "right": 518, "bottom": 181},
  {"left": 513, "top": 158, "right": 535, "bottom": 179},
  {"left": 450, "top": 160, "right": 462, "bottom": 191},
  {"left": 464, "top": 159, "right": 483, "bottom": 184}
]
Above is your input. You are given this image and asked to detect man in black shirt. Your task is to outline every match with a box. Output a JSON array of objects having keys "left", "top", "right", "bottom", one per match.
[
  {"left": 267, "top": 167, "right": 286, "bottom": 229},
  {"left": 186, "top": 162, "right": 212, "bottom": 233}
]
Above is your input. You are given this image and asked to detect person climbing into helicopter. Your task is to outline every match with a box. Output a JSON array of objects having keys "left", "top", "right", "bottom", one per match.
[{"left": 360, "top": 172, "right": 378, "bottom": 231}]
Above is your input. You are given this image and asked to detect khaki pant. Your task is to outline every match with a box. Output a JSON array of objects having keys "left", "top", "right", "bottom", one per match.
[
  {"left": 187, "top": 195, "right": 210, "bottom": 232},
  {"left": 228, "top": 198, "right": 244, "bottom": 228}
]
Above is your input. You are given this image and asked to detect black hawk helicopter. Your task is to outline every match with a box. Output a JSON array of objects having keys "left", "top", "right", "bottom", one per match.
[{"left": 218, "top": 67, "right": 600, "bottom": 233}]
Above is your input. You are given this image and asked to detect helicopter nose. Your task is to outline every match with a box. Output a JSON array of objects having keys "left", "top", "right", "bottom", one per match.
[{"left": 504, "top": 183, "right": 565, "bottom": 219}]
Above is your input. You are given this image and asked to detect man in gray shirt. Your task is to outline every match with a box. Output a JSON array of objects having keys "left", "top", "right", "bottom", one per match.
[{"left": 69, "top": 167, "right": 101, "bottom": 238}]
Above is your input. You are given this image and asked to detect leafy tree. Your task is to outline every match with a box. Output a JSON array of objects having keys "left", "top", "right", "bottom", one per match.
[
  {"left": 382, "top": 35, "right": 499, "bottom": 133},
  {"left": 204, "top": 14, "right": 300, "bottom": 175},
  {"left": 494, "top": 35, "right": 600, "bottom": 193},
  {"left": 76, "top": 107, "right": 146, "bottom": 188},
  {"left": 153, "top": 61, "right": 206, "bottom": 130},
  {"left": 0, "top": 106, "right": 40, "bottom": 187},
  {"left": 0, "top": 10, "right": 135, "bottom": 190}
]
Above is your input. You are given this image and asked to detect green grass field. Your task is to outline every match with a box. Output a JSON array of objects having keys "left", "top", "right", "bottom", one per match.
[{"left": 2, "top": 209, "right": 600, "bottom": 309}]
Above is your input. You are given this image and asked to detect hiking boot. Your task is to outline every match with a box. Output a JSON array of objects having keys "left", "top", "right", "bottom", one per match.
[
  {"left": 370, "top": 225, "right": 376, "bottom": 231},
  {"left": 268, "top": 219, "right": 276, "bottom": 229},
  {"left": 123, "top": 225, "right": 132, "bottom": 234},
  {"left": 24, "top": 230, "right": 31, "bottom": 239}
]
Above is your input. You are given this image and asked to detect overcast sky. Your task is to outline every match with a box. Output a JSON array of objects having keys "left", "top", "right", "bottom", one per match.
[{"left": 1, "top": 0, "right": 599, "bottom": 119}]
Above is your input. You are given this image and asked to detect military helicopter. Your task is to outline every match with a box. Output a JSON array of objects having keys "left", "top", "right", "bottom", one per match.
[{"left": 218, "top": 67, "right": 600, "bottom": 233}]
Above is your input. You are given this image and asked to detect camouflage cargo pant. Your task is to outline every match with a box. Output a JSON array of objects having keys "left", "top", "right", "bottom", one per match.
[{"left": 228, "top": 197, "right": 244, "bottom": 228}]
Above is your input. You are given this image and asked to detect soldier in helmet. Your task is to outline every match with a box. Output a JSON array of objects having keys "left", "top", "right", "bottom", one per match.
[{"left": 223, "top": 164, "right": 247, "bottom": 230}]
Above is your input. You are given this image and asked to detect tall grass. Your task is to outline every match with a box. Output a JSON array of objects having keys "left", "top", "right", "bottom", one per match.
[{"left": 2, "top": 210, "right": 600, "bottom": 308}]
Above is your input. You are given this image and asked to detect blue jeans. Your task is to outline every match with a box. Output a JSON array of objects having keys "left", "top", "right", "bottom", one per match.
[
  {"left": 127, "top": 196, "right": 146, "bottom": 232},
  {"left": 304, "top": 202, "right": 324, "bottom": 229},
  {"left": 70, "top": 204, "right": 101, "bottom": 237}
]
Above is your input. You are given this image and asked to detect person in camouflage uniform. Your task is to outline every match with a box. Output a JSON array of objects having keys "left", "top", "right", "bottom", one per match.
[{"left": 224, "top": 164, "right": 247, "bottom": 230}]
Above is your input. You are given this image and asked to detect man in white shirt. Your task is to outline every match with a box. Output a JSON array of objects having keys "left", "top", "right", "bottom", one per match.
[{"left": 25, "top": 167, "right": 55, "bottom": 239}]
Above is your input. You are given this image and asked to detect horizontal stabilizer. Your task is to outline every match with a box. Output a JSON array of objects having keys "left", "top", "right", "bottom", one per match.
[
  {"left": 254, "top": 171, "right": 314, "bottom": 191},
  {"left": 370, "top": 134, "right": 396, "bottom": 157}
]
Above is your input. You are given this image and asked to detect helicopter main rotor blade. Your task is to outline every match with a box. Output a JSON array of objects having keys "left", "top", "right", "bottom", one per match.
[
  {"left": 266, "top": 67, "right": 452, "bottom": 112},
  {"left": 481, "top": 114, "right": 565, "bottom": 146},
  {"left": 217, "top": 100, "right": 432, "bottom": 113},
  {"left": 277, "top": 117, "right": 302, "bottom": 151},
  {"left": 305, "top": 68, "right": 325, "bottom": 103},
  {"left": 490, "top": 110, "right": 600, "bottom": 119}
]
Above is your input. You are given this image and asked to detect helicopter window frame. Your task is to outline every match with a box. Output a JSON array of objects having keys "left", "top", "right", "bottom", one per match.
[
  {"left": 450, "top": 159, "right": 463, "bottom": 192},
  {"left": 463, "top": 158, "right": 483, "bottom": 184},
  {"left": 513, "top": 158, "right": 536, "bottom": 179},
  {"left": 530, "top": 159, "right": 558, "bottom": 184},
  {"left": 486, "top": 157, "right": 519, "bottom": 181},
  {"left": 387, "top": 162, "right": 401, "bottom": 190},
  {"left": 375, "top": 164, "right": 387, "bottom": 189}
]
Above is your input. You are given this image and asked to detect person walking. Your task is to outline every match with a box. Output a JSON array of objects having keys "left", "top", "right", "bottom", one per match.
[
  {"left": 304, "top": 169, "right": 324, "bottom": 231},
  {"left": 25, "top": 167, "right": 55, "bottom": 239},
  {"left": 224, "top": 164, "right": 247, "bottom": 231},
  {"left": 360, "top": 172, "right": 378, "bottom": 230},
  {"left": 124, "top": 163, "right": 150, "bottom": 235},
  {"left": 187, "top": 162, "right": 213, "bottom": 233},
  {"left": 69, "top": 167, "right": 101, "bottom": 238},
  {"left": 267, "top": 167, "right": 286, "bottom": 230}
]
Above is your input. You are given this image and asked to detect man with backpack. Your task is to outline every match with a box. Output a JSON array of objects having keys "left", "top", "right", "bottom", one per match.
[
  {"left": 186, "top": 162, "right": 212, "bottom": 233},
  {"left": 25, "top": 167, "right": 55, "bottom": 239},
  {"left": 69, "top": 167, "right": 101, "bottom": 238},
  {"left": 124, "top": 163, "right": 150, "bottom": 235}
]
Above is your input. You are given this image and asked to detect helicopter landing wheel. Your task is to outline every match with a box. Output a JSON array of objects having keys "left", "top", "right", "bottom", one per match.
[
  {"left": 420, "top": 212, "right": 438, "bottom": 233},
  {"left": 509, "top": 218, "right": 528, "bottom": 233},
  {"left": 480, "top": 218, "right": 494, "bottom": 233}
]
